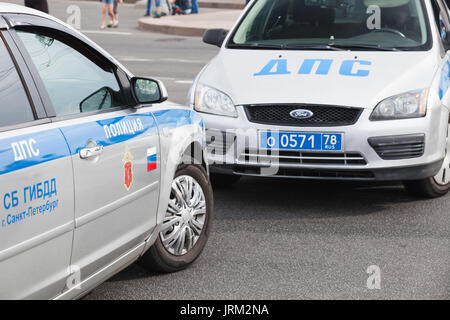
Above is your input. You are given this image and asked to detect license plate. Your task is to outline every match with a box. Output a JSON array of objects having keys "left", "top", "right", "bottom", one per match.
[{"left": 260, "top": 131, "right": 343, "bottom": 151}]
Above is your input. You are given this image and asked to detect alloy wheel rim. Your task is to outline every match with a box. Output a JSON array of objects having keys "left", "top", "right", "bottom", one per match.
[
  {"left": 159, "top": 175, "right": 207, "bottom": 256},
  {"left": 433, "top": 124, "right": 450, "bottom": 186}
]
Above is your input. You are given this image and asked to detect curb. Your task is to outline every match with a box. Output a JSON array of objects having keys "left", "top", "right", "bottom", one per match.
[
  {"left": 138, "top": 20, "right": 208, "bottom": 37},
  {"left": 135, "top": 0, "right": 245, "bottom": 10},
  {"left": 137, "top": 9, "right": 241, "bottom": 37}
]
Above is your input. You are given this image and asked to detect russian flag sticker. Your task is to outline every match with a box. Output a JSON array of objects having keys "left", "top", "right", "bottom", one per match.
[{"left": 147, "top": 147, "right": 157, "bottom": 172}]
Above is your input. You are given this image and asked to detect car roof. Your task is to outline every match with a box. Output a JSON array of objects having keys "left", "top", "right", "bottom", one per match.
[{"left": 0, "top": 2, "right": 133, "bottom": 78}]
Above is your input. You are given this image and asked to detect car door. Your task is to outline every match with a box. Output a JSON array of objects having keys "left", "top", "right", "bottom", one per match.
[
  {"left": 12, "top": 24, "right": 161, "bottom": 284},
  {"left": 0, "top": 26, "right": 74, "bottom": 299}
]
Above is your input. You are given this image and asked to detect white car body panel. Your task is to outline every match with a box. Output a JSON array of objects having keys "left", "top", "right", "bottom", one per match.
[{"left": 199, "top": 51, "right": 442, "bottom": 110}]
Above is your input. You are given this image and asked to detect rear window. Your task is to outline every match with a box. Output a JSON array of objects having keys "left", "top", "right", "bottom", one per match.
[
  {"left": 231, "top": 0, "right": 431, "bottom": 51},
  {"left": 0, "top": 36, "right": 35, "bottom": 127}
]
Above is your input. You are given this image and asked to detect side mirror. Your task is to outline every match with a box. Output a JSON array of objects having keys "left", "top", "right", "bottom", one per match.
[
  {"left": 131, "top": 77, "right": 168, "bottom": 106},
  {"left": 203, "top": 28, "right": 228, "bottom": 47}
]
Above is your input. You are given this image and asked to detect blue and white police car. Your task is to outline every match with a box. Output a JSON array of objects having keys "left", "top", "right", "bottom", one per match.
[
  {"left": 192, "top": 0, "right": 450, "bottom": 198},
  {"left": 0, "top": 4, "right": 212, "bottom": 299}
]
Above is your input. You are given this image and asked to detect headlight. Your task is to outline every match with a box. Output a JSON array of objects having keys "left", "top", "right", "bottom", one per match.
[
  {"left": 194, "top": 84, "right": 237, "bottom": 118},
  {"left": 370, "top": 89, "right": 428, "bottom": 121}
]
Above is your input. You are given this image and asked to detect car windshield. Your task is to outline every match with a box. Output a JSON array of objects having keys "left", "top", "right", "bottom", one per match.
[{"left": 230, "top": 0, "right": 431, "bottom": 51}]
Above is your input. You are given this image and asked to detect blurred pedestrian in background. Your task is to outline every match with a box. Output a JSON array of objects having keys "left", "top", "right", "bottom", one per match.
[
  {"left": 170, "top": 0, "right": 182, "bottom": 15},
  {"left": 176, "top": 0, "right": 191, "bottom": 14},
  {"left": 113, "top": 0, "right": 123, "bottom": 28},
  {"left": 24, "top": 0, "right": 48, "bottom": 13},
  {"left": 146, "top": 0, "right": 163, "bottom": 18},
  {"left": 191, "top": 0, "right": 198, "bottom": 14},
  {"left": 146, "top": 0, "right": 197, "bottom": 17},
  {"left": 101, "top": 0, "right": 115, "bottom": 29}
]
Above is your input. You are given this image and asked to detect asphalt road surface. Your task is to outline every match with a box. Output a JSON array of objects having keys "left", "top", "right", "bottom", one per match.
[{"left": 5, "top": 0, "right": 449, "bottom": 299}]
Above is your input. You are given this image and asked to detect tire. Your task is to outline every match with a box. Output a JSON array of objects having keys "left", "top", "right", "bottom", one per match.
[
  {"left": 403, "top": 178, "right": 450, "bottom": 198},
  {"left": 210, "top": 173, "right": 241, "bottom": 188},
  {"left": 404, "top": 122, "right": 450, "bottom": 198},
  {"left": 141, "top": 164, "right": 213, "bottom": 273}
]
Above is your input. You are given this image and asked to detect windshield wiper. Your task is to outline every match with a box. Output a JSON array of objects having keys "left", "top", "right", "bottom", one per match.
[
  {"left": 327, "top": 43, "right": 399, "bottom": 51},
  {"left": 228, "top": 42, "right": 398, "bottom": 51},
  {"left": 282, "top": 43, "right": 346, "bottom": 51},
  {"left": 227, "top": 43, "right": 283, "bottom": 50},
  {"left": 228, "top": 43, "right": 345, "bottom": 50}
]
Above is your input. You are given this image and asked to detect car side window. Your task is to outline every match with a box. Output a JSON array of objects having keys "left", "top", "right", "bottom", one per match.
[
  {"left": 0, "top": 36, "right": 35, "bottom": 128},
  {"left": 16, "top": 30, "right": 126, "bottom": 117},
  {"left": 431, "top": 0, "right": 449, "bottom": 43}
]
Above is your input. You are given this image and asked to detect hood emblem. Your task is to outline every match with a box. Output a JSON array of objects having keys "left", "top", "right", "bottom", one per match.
[{"left": 290, "top": 109, "right": 314, "bottom": 120}]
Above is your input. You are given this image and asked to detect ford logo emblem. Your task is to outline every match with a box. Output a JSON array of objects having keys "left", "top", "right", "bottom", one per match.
[{"left": 290, "top": 109, "right": 314, "bottom": 119}]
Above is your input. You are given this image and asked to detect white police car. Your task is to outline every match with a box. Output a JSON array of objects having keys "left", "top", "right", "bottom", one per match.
[
  {"left": 0, "top": 4, "right": 212, "bottom": 299},
  {"left": 191, "top": 0, "right": 450, "bottom": 198}
]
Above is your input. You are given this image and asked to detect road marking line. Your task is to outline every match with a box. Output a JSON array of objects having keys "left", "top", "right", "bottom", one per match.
[
  {"left": 175, "top": 80, "right": 193, "bottom": 84},
  {"left": 82, "top": 30, "right": 133, "bottom": 36},
  {"left": 151, "top": 76, "right": 176, "bottom": 81},
  {"left": 117, "top": 57, "right": 155, "bottom": 62},
  {"left": 145, "top": 77, "right": 192, "bottom": 83},
  {"left": 117, "top": 57, "right": 206, "bottom": 64},
  {"left": 161, "top": 58, "right": 207, "bottom": 64},
  {"left": 116, "top": 56, "right": 207, "bottom": 64}
]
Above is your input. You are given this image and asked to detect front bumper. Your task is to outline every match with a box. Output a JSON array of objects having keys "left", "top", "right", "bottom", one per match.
[
  {"left": 201, "top": 104, "right": 449, "bottom": 181},
  {"left": 209, "top": 160, "right": 444, "bottom": 181}
]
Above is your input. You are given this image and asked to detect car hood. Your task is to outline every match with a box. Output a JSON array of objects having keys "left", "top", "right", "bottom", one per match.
[{"left": 199, "top": 49, "right": 439, "bottom": 109}]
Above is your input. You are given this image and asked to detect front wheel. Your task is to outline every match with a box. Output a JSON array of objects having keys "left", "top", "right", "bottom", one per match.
[
  {"left": 404, "top": 124, "right": 450, "bottom": 198},
  {"left": 141, "top": 164, "right": 213, "bottom": 273}
]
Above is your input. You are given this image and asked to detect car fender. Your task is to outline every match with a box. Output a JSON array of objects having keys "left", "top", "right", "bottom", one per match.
[{"left": 140, "top": 105, "right": 206, "bottom": 252}]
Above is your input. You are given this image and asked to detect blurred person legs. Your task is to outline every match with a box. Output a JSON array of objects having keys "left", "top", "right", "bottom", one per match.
[
  {"left": 113, "top": 0, "right": 123, "bottom": 28},
  {"left": 183, "top": 0, "right": 192, "bottom": 14},
  {"left": 101, "top": 0, "right": 115, "bottom": 29},
  {"left": 146, "top": 0, "right": 151, "bottom": 16},
  {"left": 152, "top": 0, "right": 163, "bottom": 18},
  {"left": 171, "top": 0, "right": 182, "bottom": 15},
  {"left": 175, "top": 0, "right": 191, "bottom": 14},
  {"left": 191, "top": 0, "right": 198, "bottom": 14},
  {"left": 24, "top": 0, "right": 48, "bottom": 13}
]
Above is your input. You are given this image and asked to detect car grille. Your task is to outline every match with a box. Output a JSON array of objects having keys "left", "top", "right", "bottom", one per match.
[
  {"left": 238, "top": 149, "right": 367, "bottom": 166},
  {"left": 244, "top": 105, "right": 363, "bottom": 127}
]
